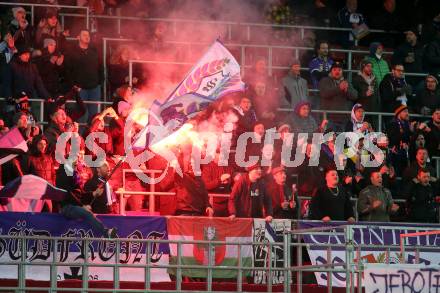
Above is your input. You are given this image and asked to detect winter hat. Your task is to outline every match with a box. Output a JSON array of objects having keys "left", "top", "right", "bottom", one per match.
[
  {"left": 330, "top": 60, "right": 343, "bottom": 70},
  {"left": 43, "top": 38, "right": 56, "bottom": 48},
  {"left": 12, "top": 7, "right": 25, "bottom": 18},
  {"left": 394, "top": 104, "right": 408, "bottom": 117},
  {"left": 117, "top": 100, "right": 131, "bottom": 115},
  {"left": 359, "top": 58, "right": 372, "bottom": 70},
  {"left": 369, "top": 42, "right": 383, "bottom": 56},
  {"left": 17, "top": 46, "right": 31, "bottom": 55},
  {"left": 293, "top": 100, "right": 312, "bottom": 115}
]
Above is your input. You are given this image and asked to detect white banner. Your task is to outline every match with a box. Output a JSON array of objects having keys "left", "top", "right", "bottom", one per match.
[{"left": 364, "top": 264, "right": 440, "bottom": 293}]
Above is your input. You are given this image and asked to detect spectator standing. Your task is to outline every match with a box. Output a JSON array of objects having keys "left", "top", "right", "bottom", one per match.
[
  {"left": 406, "top": 168, "right": 439, "bottom": 223},
  {"left": 108, "top": 45, "right": 142, "bottom": 93},
  {"left": 173, "top": 147, "right": 213, "bottom": 217},
  {"left": 7, "top": 46, "right": 50, "bottom": 101},
  {"left": 265, "top": 166, "right": 298, "bottom": 219},
  {"left": 309, "top": 40, "right": 334, "bottom": 90},
  {"left": 351, "top": 59, "right": 379, "bottom": 112},
  {"left": 423, "top": 21, "right": 440, "bottom": 76},
  {"left": 379, "top": 64, "right": 412, "bottom": 112},
  {"left": 34, "top": 38, "right": 64, "bottom": 97},
  {"left": 403, "top": 148, "right": 437, "bottom": 183},
  {"left": 386, "top": 105, "right": 430, "bottom": 175},
  {"left": 318, "top": 61, "right": 358, "bottom": 130},
  {"left": 232, "top": 95, "right": 257, "bottom": 137},
  {"left": 370, "top": 0, "right": 400, "bottom": 47},
  {"left": 65, "top": 29, "right": 102, "bottom": 122},
  {"left": 365, "top": 42, "right": 389, "bottom": 87},
  {"left": 201, "top": 150, "right": 235, "bottom": 217},
  {"left": 35, "top": 8, "right": 68, "bottom": 52},
  {"left": 319, "top": 61, "right": 358, "bottom": 111},
  {"left": 25, "top": 135, "right": 56, "bottom": 184},
  {"left": 426, "top": 108, "right": 440, "bottom": 157},
  {"left": 44, "top": 107, "right": 67, "bottom": 154},
  {"left": 337, "top": 0, "right": 367, "bottom": 47},
  {"left": 416, "top": 75, "right": 440, "bottom": 115},
  {"left": 281, "top": 58, "right": 308, "bottom": 108},
  {"left": 357, "top": 170, "right": 399, "bottom": 222},
  {"left": 290, "top": 101, "right": 327, "bottom": 135},
  {"left": 392, "top": 29, "right": 424, "bottom": 85},
  {"left": 310, "top": 169, "right": 356, "bottom": 222},
  {"left": 8, "top": 7, "right": 33, "bottom": 49},
  {"left": 228, "top": 164, "right": 273, "bottom": 221}
]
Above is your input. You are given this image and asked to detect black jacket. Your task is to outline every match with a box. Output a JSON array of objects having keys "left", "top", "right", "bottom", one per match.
[
  {"left": 84, "top": 175, "right": 111, "bottom": 214},
  {"left": 392, "top": 42, "right": 424, "bottom": 74},
  {"left": 424, "top": 35, "right": 440, "bottom": 75},
  {"left": 386, "top": 118, "right": 412, "bottom": 149},
  {"left": 379, "top": 73, "right": 412, "bottom": 113},
  {"left": 228, "top": 175, "right": 273, "bottom": 218},
  {"left": 174, "top": 171, "right": 211, "bottom": 216},
  {"left": 310, "top": 185, "right": 355, "bottom": 221},
  {"left": 426, "top": 121, "right": 440, "bottom": 157},
  {"left": 65, "top": 45, "right": 102, "bottom": 89},
  {"left": 6, "top": 58, "right": 50, "bottom": 100},
  {"left": 406, "top": 182, "right": 438, "bottom": 223},
  {"left": 34, "top": 50, "right": 63, "bottom": 97},
  {"left": 56, "top": 165, "right": 90, "bottom": 208}
]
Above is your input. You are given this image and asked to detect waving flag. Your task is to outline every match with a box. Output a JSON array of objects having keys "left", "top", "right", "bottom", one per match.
[
  {"left": 0, "top": 175, "right": 67, "bottom": 212},
  {"left": 0, "top": 127, "right": 28, "bottom": 165},
  {"left": 143, "top": 40, "right": 244, "bottom": 148}
]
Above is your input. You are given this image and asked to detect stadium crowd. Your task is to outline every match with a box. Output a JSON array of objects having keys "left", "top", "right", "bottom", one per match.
[{"left": 0, "top": 0, "right": 439, "bottom": 233}]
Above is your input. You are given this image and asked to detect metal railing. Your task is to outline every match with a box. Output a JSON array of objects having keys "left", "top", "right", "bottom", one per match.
[
  {"left": 116, "top": 168, "right": 440, "bottom": 220},
  {"left": 56, "top": 11, "right": 397, "bottom": 42},
  {"left": 0, "top": 222, "right": 358, "bottom": 293},
  {"left": 0, "top": 1, "right": 89, "bottom": 29}
]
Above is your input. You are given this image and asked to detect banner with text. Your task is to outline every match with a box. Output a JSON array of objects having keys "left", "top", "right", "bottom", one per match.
[
  {"left": 253, "top": 219, "right": 291, "bottom": 284},
  {"left": 299, "top": 221, "right": 440, "bottom": 287},
  {"left": 0, "top": 212, "right": 170, "bottom": 282},
  {"left": 364, "top": 264, "right": 440, "bottom": 293}
]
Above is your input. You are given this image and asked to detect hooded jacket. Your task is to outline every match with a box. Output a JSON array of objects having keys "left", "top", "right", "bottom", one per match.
[
  {"left": 345, "top": 104, "right": 367, "bottom": 133},
  {"left": 290, "top": 101, "right": 319, "bottom": 134},
  {"left": 282, "top": 71, "right": 308, "bottom": 107},
  {"left": 365, "top": 42, "right": 390, "bottom": 86}
]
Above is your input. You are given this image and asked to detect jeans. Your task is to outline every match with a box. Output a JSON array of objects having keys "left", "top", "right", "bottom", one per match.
[
  {"left": 79, "top": 85, "right": 101, "bottom": 122},
  {"left": 62, "top": 204, "right": 106, "bottom": 235}
]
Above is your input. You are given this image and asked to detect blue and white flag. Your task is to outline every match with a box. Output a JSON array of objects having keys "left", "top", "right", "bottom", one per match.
[{"left": 140, "top": 40, "right": 244, "bottom": 148}]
